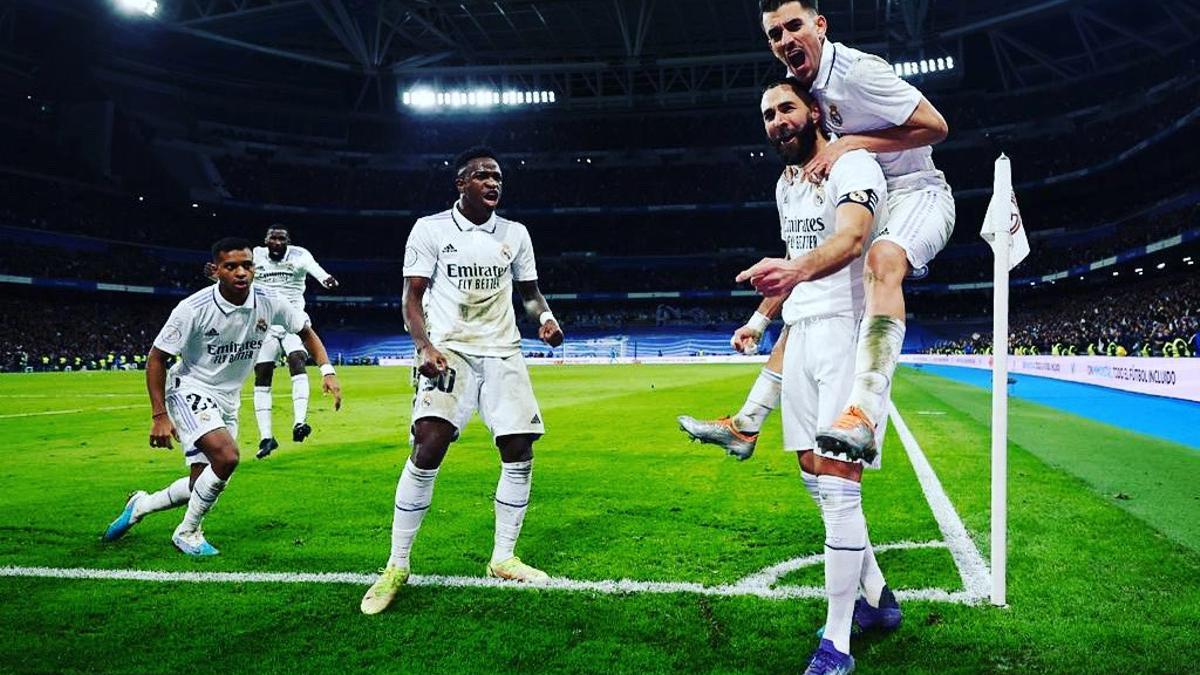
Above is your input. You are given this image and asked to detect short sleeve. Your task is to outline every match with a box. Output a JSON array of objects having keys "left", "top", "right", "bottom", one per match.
[
  {"left": 828, "top": 150, "right": 886, "bottom": 215},
  {"left": 302, "top": 249, "right": 331, "bottom": 281},
  {"left": 403, "top": 220, "right": 438, "bottom": 278},
  {"left": 152, "top": 303, "right": 193, "bottom": 356},
  {"left": 510, "top": 225, "right": 538, "bottom": 282},
  {"left": 849, "top": 55, "right": 923, "bottom": 128}
]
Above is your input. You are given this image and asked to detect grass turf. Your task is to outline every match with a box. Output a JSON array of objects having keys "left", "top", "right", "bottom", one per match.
[{"left": 0, "top": 365, "right": 1197, "bottom": 673}]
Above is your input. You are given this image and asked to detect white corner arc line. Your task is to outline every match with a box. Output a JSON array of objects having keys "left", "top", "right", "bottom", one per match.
[
  {"left": 0, "top": 404, "right": 142, "bottom": 420},
  {"left": 735, "top": 539, "right": 947, "bottom": 589},
  {"left": 0, "top": 561, "right": 973, "bottom": 605},
  {"left": 889, "top": 404, "right": 991, "bottom": 602}
]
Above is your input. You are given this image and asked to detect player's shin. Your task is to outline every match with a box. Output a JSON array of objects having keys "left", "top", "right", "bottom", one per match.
[
  {"left": 492, "top": 460, "right": 532, "bottom": 563},
  {"left": 388, "top": 458, "right": 439, "bottom": 569},
  {"left": 846, "top": 316, "right": 905, "bottom": 425},
  {"left": 135, "top": 477, "right": 191, "bottom": 518},
  {"left": 291, "top": 374, "right": 309, "bottom": 425},
  {"left": 818, "top": 474, "right": 867, "bottom": 655},
  {"left": 178, "top": 466, "right": 228, "bottom": 534},
  {"left": 860, "top": 531, "right": 886, "bottom": 607},
  {"left": 734, "top": 368, "right": 783, "bottom": 434},
  {"left": 253, "top": 386, "right": 273, "bottom": 439}
]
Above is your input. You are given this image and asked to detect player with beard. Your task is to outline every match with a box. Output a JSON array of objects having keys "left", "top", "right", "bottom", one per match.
[
  {"left": 759, "top": 0, "right": 956, "bottom": 474},
  {"left": 360, "top": 147, "right": 564, "bottom": 615},
  {"left": 738, "top": 79, "right": 899, "bottom": 675}
]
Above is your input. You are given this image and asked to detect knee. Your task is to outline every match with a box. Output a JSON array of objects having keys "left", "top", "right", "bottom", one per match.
[
  {"left": 865, "top": 243, "right": 909, "bottom": 286},
  {"left": 497, "top": 435, "right": 535, "bottom": 463},
  {"left": 411, "top": 420, "right": 453, "bottom": 469},
  {"left": 286, "top": 352, "right": 307, "bottom": 374},
  {"left": 254, "top": 365, "right": 274, "bottom": 387},
  {"left": 209, "top": 443, "right": 240, "bottom": 478},
  {"left": 797, "top": 449, "right": 816, "bottom": 474}
]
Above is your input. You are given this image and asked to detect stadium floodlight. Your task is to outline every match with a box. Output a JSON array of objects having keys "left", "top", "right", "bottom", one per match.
[
  {"left": 403, "top": 87, "right": 557, "bottom": 112},
  {"left": 1156, "top": 262, "right": 1166, "bottom": 270},
  {"left": 114, "top": 0, "right": 158, "bottom": 16},
  {"left": 893, "top": 56, "right": 956, "bottom": 79}
]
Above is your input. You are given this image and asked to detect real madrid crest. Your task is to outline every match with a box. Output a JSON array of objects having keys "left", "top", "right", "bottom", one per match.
[
  {"left": 256, "top": 318, "right": 268, "bottom": 332},
  {"left": 828, "top": 104, "right": 843, "bottom": 128},
  {"left": 499, "top": 243, "right": 513, "bottom": 262},
  {"left": 813, "top": 184, "right": 825, "bottom": 206}
]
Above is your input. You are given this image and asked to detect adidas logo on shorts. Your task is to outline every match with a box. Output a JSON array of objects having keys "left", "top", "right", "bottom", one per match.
[
  {"left": 530, "top": 414, "right": 541, "bottom": 425},
  {"left": 204, "top": 328, "right": 220, "bottom": 337},
  {"left": 442, "top": 244, "right": 458, "bottom": 254}
]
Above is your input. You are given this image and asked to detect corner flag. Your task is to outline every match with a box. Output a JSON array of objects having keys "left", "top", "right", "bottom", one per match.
[{"left": 980, "top": 153, "right": 1030, "bottom": 270}]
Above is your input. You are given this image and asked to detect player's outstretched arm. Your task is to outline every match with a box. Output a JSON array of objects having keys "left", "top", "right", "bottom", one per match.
[
  {"left": 731, "top": 295, "right": 787, "bottom": 354},
  {"left": 737, "top": 203, "right": 873, "bottom": 297},
  {"left": 297, "top": 325, "right": 342, "bottom": 411},
  {"left": 517, "top": 280, "right": 563, "bottom": 348},
  {"left": 146, "top": 347, "right": 178, "bottom": 448},
  {"left": 404, "top": 276, "right": 448, "bottom": 376},
  {"left": 804, "top": 98, "right": 948, "bottom": 182}
]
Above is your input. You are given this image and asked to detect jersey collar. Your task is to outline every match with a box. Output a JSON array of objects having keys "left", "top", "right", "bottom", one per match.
[
  {"left": 212, "top": 284, "right": 256, "bottom": 316},
  {"left": 810, "top": 38, "right": 836, "bottom": 92},
  {"left": 451, "top": 201, "right": 497, "bottom": 233}
]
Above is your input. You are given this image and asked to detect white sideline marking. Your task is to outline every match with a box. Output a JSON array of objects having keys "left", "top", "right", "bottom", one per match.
[
  {"left": 0, "top": 393, "right": 143, "bottom": 398},
  {"left": 889, "top": 404, "right": 991, "bottom": 602},
  {"left": 0, "top": 404, "right": 142, "bottom": 419},
  {"left": 0, "top": 538, "right": 972, "bottom": 605}
]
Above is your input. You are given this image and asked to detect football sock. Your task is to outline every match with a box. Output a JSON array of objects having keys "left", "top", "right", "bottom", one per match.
[
  {"left": 134, "top": 477, "right": 191, "bottom": 519},
  {"left": 800, "top": 469, "right": 821, "bottom": 507},
  {"left": 387, "top": 459, "right": 439, "bottom": 569},
  {"left": 819, "top": 474, "right": 866, "bottom": 655},
  {"left": 733, "top": 368, "right": 782, "bottom": 434},
  {"left": 492, "top": 460, "right": 533, "bottom": 564},
  {"left": 253, "top": 386, "right": 272, "bottom": 439},
  {"left": 291, "top": 374, "right": 309, "bottom": 426},
  {"left": 846, "top": 316, "right": 905, "bottom": 426},
  {"left": 178, "top": 466, "right": 228, "bottom": 533},
  {"left": 860, "top": 530, "right": 887, "bottom": 607}
]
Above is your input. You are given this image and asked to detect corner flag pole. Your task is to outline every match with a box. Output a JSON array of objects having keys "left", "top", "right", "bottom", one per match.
[{"left": 988, "top": 155, "right": 1012, "bottom": 607}]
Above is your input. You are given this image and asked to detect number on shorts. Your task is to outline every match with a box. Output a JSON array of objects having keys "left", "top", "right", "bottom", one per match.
[
  {"left": 421, "top": 367, "right": 457, "bottom": 394},
  {"left": 184, "top": 393, "right": 214, "bottom": 413}
]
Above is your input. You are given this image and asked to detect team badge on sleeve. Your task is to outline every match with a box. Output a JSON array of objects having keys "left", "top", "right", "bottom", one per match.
[
  {"left": 160, "top": 319, "right": 185, "bottom": 346},
  {"left": 838, "top": 189, "right": 879, "bottom": 214}
]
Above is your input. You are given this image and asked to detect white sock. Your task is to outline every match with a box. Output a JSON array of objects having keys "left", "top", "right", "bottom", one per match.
[
  {"left": 800, "top": 469, "right": 821, "bottom": 508},
  {"left": 178, "top": 466, "right": 228, "bottom": 534},
  {"left": 253, "top": 386, "right": 272, "bottom": 440},
  {"left": 733, "top": 368, "right": 782, "bottom": 434},
  {"left": 492, "top": 460, "right": 533, "bottom": 564},
  {"left": 387, "top": 459, "right": 440, "bottom": 569},
  {"left": 133, "top": 477, "right": 190, "bottom": 519},
  {"left": 291, "top": 373, "right": 309, "bottom": 426},
  {"left": 847, "top": 316, "right": 905, "bottom": 425},
  {"left": 860, "top": 530, "right": 887, "bottom": 607},
  {"left": 818, "top": 474, "right": 866, "bottom": 655}
]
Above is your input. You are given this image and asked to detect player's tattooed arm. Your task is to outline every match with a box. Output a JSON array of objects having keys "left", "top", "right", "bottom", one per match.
[
  {"left": 146, "top": 347, "right": 179, "bottom": 449},
  {"left": 297, "top": 326, "right": 342, "bottom": 411},
  {"left": 404, "top": 276, "right": 448, "bottom": 376},
  {"left": 517, "top": 280, "right": 564, "bottom": 348},
  {"left": 802, "top": 98, "right": 948, "bottom": 182}
]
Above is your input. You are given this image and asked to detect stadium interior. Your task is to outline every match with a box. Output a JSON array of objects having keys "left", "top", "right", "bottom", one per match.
[{"left": 0, "top": 0, "right": 1198, "bottom": 369}]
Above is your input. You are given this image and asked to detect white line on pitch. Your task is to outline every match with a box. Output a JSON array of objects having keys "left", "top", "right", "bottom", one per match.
[
  {"left": 0, "top": 563, "right": 973, "bottom": 605},
  {"left": 735, "top": 539, "right": 947, "bottom": 588},
  {"left": 0, "top": 404, "right": 142, "bottom": 419},
  {"left": 889, "top": 404, "right": 991, "bottom": 602}
]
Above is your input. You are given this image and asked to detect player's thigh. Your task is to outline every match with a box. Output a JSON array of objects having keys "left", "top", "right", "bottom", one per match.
[
  {"left": 878, "top": 186, "right": 955, "bottom": 270},
  {"left": 165, "top": 388, "right": 234, "bottom": 468},
  {"left": 281, "top": 332, "right": 306, "bottom": 356},
  {"left": 411, "top": 349, "right": 478, "bottom": 440},
  {"left": 478, "top": 353, "right": 544, "bottom": 439},
  {"left": 766, "top": 325, "right": 789, "bottom": 372},
  {"left": 256, "top": 331, "right": 284, "bottom": 365},
  {"left": 780, "top": 322, "right": 819, "bottom": 452}
]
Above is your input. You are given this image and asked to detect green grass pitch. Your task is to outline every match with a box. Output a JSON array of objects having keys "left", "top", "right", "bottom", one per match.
[{"left": 0, "top": 364, "right": 1198, "bottom": 673}]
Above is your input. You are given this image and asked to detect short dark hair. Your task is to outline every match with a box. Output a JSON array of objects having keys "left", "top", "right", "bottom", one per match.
[
  {"left": 760, "top": 0, "right": 818, "bottom": 13},
  {"left": 265, "top": 225, "right": 290, "bottom": 238},
  {"left": 763, "top": 77, "right": 815, "bottom": 105},
  {"left": 453, "top": 146, "right": 499, "bottom": 176},
  {"left": 211, "top": 237, "right": 252, "bottom": 260}
]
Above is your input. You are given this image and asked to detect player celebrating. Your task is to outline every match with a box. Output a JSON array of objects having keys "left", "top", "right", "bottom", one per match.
[
  {"left": 738, "top": 80, "right": 900, "bottom": 675},
  {"left": 102, "top": 237, "right": 342, "bottom": 555},
  {"left": 360, "top": 147, "right": 563, "bottom": 615},
  {"left": 251, "top": 226, "right": 339, "bottom": 458},
  {"left": 760, "top": 0, "right": 955, "bottom": 464}
]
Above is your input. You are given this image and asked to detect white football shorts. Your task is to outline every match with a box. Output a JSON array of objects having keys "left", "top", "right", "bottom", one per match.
[
  {"left": 875, "top": 173, "right": 955, "bottom": 271},
  {"left": 780, "top": 313, "right": 887, "bottom": 469},
  {"left": 256, "top": 325, "right": 307, "bottom": 364},
  {"left": 165, "top": 380, "right": 239, "bottom": 467},
  {"left": 411, "top": 348, "right": 545, "bottom": 441}
]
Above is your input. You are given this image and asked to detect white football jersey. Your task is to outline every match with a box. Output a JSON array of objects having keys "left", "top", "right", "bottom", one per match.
[
  {"left": 153, "top": 285, "right": 309, "bottom": 409},
  {"left": 252, "top": 245, "right": 329, "bottom": 312},
  {"left": 797, "top": 41, "right": 945, "bottom": 189},
  {"left": 403, "top": 205, "right": 538, "bottom": 358},
  {"left": 778, "top": 149, "right": 887, "bottom": 324}
]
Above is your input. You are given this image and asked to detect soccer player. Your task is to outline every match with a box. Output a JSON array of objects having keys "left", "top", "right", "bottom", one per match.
[
  {"left": 101, "top": 237, "right": 343, "bottom": 556},
  {"left": 360, "top": 147, "right": 564, "bottom": 615},
  {"left": 250, "top": 227, "right": 339, "bottom": 458},
  {"left": 737, "top": 79, "right": 900, "bottom": 675},
  {"left": 760, "top": 0, "right": 956, "bottom": 464}
]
